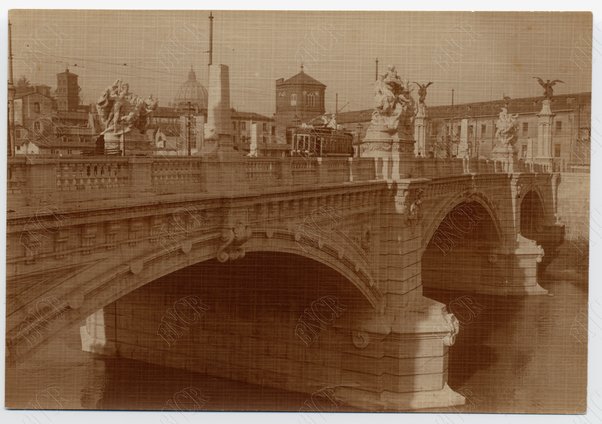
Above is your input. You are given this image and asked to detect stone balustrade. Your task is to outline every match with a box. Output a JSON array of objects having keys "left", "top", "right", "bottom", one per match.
[{"left": 7, "top": 154, "right": 552, "bottom": 209}]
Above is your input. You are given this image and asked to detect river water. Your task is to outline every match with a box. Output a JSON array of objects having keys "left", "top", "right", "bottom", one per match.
[{"left": 5, "top": 244, "right": 588, "bottom": 414}]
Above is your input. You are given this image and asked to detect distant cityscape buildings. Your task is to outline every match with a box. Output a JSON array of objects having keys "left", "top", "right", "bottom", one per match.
[
  {"left": 337, "top": 92, "right": 591, "bottom": 165},
  {"left": 10, "top": 63, "right": 591, "bottom": 167}
]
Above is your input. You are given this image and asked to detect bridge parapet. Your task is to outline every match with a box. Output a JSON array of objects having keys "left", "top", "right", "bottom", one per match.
[
  {"left": 374, "top": 156, "right": 549, "bottom": 180},
  {"left": 8, "top": 156, "right": 379, "bottom": 208},
  {"left": 8, "top": 156, "right": 553, "bottom": 210}
]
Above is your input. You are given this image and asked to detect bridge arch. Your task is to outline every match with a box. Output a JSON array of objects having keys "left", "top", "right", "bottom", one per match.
[
  {"left": 8, "top": 228, "right": 378, "bottom": 364},
  {"left": 421, "top": 194, "right": 503, "bottom": 293},
  {"left": 422, "top": 191, "right": 504, "bottom": 251},
  {"left": 520, "top": 189, "right": 547, "bottom": 240}
]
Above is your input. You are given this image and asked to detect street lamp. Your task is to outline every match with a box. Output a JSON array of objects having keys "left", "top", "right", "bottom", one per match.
[{"left": 186, "top": 101, "right": 193, "bottom": 156}]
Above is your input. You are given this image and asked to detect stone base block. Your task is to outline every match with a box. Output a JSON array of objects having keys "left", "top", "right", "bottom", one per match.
[{"left": 335, "top": 383, "right": 465, "bottom": 411}]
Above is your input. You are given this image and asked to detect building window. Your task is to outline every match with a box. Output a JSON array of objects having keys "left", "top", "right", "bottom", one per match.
[
  {"left": 233, "top": 121, "right": 237, "bottom": 130},
  {"left": 522, "top": 122, "right": 529, "bottom": 136},
  {"left": 33, "top": 102, "right": 40, "bottom": 113},
  {"left": 308, "top": 93, "right": 315, "bottom": 107},
  {"left": 554, "top": 144, "right": 561, "bottom": 157},
  {"left": 263, "top": 122, "right": 267, "bottom": 132},
  {"left": 241, "top": 121, "right": 246, "bottom": 131},
  {"left": 481, "top": 124, "right": 487, "bottom": 135},
  {"left": 33, "top": 121, "right": 41, "bottom": 131},
  {"left": 555, "top": 120, "right": 562, "bottom": 133},
  {"left": 291, "top": 94, "right": 297, "bottom": 107},
  {"left": 271, "top": 126, "right": 276, "bottom": 136}
]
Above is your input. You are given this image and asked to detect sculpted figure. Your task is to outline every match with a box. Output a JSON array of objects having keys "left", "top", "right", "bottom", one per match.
[
  {"left": 533, "top": 77, "right": 564, "bottom": 101},
  {"left": 371, "top": 65, "right": 414, "bottom": 133},
  {"left": 412, "top": 81, "right": 433, "bottom": 105},
  {"left": 96, "top": 80, "right": 158, "bottom": 135},
  {"left": 96, "top": 79, "right": 121, "bottom": 128},
  {"left": 495, "top": 107, "right": 519, "bottom": 147}
]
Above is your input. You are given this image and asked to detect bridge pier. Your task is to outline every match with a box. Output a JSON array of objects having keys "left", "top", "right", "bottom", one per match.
[
  {"left": 333, "top": 296, "right": 464, "bottom": 410},
  {"left": 488, "top": 235, "right": 548, "bottom": 295},
  {"left": 423, "top": 235, "right": 549, "bottom": 296},
  {"left": 77, "top": 251, "right": 464, "bottom": 411},
  {"left": 78, "top": 297, "right": 464, "bottom": 411}
]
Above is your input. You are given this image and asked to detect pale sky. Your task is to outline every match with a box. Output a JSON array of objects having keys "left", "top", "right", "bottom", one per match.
[{"left": 9, "top": 10, "right": 592, "bottom": 116}]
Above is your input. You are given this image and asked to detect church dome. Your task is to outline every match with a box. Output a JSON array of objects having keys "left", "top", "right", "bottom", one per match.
[{"left": 174, "top": 67, "right": 208, "bottom": 111}]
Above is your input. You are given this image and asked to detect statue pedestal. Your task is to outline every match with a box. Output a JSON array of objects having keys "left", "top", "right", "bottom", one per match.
[
  {"left": 360, "top": 120, "right": 415, "bottom": 180},
  {"left": 535, "top": 99, "right": 555, "bottom": 170},
  {"left": 104, "top": 129, "right": 154, "bottom": 156},
  {"left": 414, "top": 105, "right": 427, "bottom": 157},
  {"left": 491, "top": 144, "right": 518, "bottom": 173}
]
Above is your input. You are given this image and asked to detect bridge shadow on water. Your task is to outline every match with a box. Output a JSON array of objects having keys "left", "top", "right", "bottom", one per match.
[{"left": 422, "top": 251, "right": 588, "bottom": 413}]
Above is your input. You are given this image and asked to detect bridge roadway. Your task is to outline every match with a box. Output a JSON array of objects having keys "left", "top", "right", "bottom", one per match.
[{"left": 6, "top": 154, "right": 564, "bottom": 411}]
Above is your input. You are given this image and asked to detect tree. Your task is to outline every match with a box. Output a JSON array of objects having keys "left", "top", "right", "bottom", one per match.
[
  {"left": 16, "top": 76, "right": 31, "bottom": 89},
  {"left": 15, "top": 76, "right": 33, "bottom": 96}
]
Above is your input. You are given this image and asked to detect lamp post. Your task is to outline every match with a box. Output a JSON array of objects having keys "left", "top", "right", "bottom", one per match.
[
  {"left": 187, "top": 101, "right": 193, "bottom": 156},
  {"left": 8, "top": 20, "right": 16, "bottom": 157}
]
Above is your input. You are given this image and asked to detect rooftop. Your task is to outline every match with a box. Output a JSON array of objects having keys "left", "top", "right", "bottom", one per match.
[
  {"left": 232, "top": 110, "right": 273, "bottom": 122},
  {"left": 276, "top": 66, "right": 326, "bottom": 88},
  {"left": 337, "top": 91, "right": 591, "bottom": 124}
]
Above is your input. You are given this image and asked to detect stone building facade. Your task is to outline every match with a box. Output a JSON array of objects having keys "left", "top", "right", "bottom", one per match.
[
  {"left": 55, "top": 68, "right": 80, "bottom": 112},
  {"left": 13, "top": 70, "right": 98, "bottom": 156},
  {"left": 274, "top": 66, "right": 326, "bottom": 143},
  {"left": 338, "top": 92, "right": 591, "bottom": 166}
]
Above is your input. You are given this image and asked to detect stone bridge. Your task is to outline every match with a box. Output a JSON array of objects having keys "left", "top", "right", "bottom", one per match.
[{"left": 6, "top": 154, "right": 564, "bottom": 411}]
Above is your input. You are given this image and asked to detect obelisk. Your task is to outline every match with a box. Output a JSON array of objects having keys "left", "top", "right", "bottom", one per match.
[{"left": 202, "top": 64, "right": 236, "bottom": 157}]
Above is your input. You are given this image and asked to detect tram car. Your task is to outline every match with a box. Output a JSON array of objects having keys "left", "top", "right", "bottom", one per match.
[{"left": 289, "top": 125, "right": 354, "bottom": 157}]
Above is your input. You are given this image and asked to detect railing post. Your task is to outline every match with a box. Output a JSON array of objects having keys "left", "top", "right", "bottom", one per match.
[
  {"left": 25, "top": 157, "right": 58, "bottom": 206},
  {"left": 348, "top": 157, "right": 354, "bottom": 182},
  {"left": 128, "top": 157, "right": 154, "bottom": 197},
  {"left": 279, "top": 158, "right": 293, "bottom": 186},
  {"left": 316, "top": 157, "right": 327, "bottom": 184}
]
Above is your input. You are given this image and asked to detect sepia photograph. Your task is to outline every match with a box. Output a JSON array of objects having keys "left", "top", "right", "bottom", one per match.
[{"left": 3, "top": 5, "right": 594, "bottom": 419}]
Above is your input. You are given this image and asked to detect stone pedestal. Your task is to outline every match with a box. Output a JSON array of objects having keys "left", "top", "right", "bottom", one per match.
[
  {"left": 414, "top": 105, "right": 427, "bottom": 157},
  {"left": 360, "top": 120, "right": 415, "bottom": 180},
  {"left": 104, "top": 129, "right": 154, "bottom": 156},
  {"left": 491, "top": 144, "right": 518, "bottom": 173},
  {"left": 535, "top": 99, "right": 555, "bottom": 169}
]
